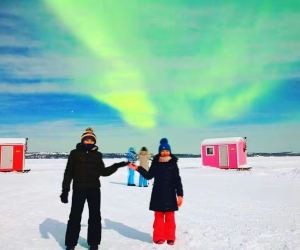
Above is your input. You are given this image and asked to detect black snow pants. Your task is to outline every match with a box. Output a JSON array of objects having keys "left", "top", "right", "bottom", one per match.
[{"left": 65, "top": 188, "right": 101, "bottom": 247}]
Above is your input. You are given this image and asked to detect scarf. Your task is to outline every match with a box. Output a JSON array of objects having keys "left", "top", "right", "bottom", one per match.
[{"left": 159, "top": 156, "right": 172, "bottom": 162}]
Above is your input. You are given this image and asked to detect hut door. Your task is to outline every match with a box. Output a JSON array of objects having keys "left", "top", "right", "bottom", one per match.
[
  {"left": 0, "top": 146, "right": 13, "bottom": 169},
  {"left": 219, "top": 145, "right": 228, "bottom": 167}
]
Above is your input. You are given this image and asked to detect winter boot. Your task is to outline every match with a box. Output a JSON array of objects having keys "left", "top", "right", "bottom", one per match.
[
  {"left": 66, "top": 247, "right": 75, "bottom": 250},
  {"left": 89, "top": 245, "right": 99, "bottom": 250},
  {"left": 154, "top": 240, "right": 165, "bottom": 244},
  {"left": 167, "top": 240, "right": 175, "bottom": 245}
]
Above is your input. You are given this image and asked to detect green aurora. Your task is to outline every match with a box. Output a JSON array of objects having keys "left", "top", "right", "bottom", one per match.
[{"left": 41, "top": 0, "right": 300, "bottom": 129}]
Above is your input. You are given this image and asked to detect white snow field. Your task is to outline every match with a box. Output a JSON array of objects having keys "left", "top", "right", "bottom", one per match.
[{"left": 0, "top": 157, "right": 300, "bottom": 250}]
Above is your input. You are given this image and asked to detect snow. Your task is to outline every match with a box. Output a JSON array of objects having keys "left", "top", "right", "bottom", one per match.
[
  {"left": 0, "top": 138, "right": 27, "bottom": 144},
  {"left": 201, "top": 137, "right": 244, "bottom": 145},
  {"left": 0, "top": 157, "right": 300, "bottom": 250}
]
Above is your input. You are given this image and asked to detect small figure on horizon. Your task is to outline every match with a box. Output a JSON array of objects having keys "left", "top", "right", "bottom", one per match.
[
  {"left": 126, "top": 147, "right": 138, "bottom": 186},
  {"left": 138, "top": 146, "right": 151, "bottom": 187}
]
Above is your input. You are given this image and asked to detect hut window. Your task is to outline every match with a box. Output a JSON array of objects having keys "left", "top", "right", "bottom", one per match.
[{"left": 206, "top": 146, "right": 214, "bottom": 156}]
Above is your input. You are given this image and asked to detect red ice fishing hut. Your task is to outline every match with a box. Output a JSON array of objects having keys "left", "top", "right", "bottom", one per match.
[
  {"left": 0, "top": 138, "right": 28, "bottom": 172},
  {"left": 201, "top": 137, "right": 248, "bottom": 169}
]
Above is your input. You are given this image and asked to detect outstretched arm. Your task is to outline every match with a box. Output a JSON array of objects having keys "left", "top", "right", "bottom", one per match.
[
  {"left": 136, "top": 161, "right": 155, "bottom": 180},
  {"left": 137, "top": 167, "right": 152, "bottom": 180},
  {"left": 100, "top": 159, "right": 128, "bottom": 176}
]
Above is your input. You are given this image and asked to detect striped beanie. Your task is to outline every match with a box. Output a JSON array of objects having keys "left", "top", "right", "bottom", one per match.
[{"left": 81, "top": 127, "right": 96, "bottom": 143}]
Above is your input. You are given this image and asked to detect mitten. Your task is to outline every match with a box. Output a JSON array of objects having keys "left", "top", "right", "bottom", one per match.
[
  {"left": 60, "top": 190, "right": 69, "bottom": 203},
  {"left": 177, "top": 196, "right": 183, "bottom": 207},
  {"left": 128, "top": 162, "right": 138, "bottom": 170}
]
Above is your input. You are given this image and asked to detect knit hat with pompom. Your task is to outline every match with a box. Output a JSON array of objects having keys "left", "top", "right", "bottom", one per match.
[
  {"left": 158, "top": 138, "right": 171, "bottom": 153},
  {"left": 81, "top": 127, "right": 96, "bottom": 143}
]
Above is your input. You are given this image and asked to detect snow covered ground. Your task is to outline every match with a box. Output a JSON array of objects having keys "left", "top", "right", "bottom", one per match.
[{"left": 0, "top": 157, "right": 300, "bottom": 250}]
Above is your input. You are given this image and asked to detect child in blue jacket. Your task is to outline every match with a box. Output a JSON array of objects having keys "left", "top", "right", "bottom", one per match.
[{"left": 126, "top": 147, "right": 137, "bottom": 186}]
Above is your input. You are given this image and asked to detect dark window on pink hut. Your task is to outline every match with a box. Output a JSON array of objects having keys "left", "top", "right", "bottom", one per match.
[{"left": 206, "top": 146, "right": 214, "bottom": 156}]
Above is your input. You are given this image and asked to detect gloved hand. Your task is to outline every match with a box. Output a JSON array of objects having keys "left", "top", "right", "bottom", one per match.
[
  {"left": 128, "top": 162, "right": 138, "bottom": 170},
  {"left": 60, "top": 190, "right": 69, "bottom": 203},
  {"left": 113, "top": 161, "right": 129, "bottom": 168},
  {"left": 177, "top": 196, "right": 183, "bottom": 207}
]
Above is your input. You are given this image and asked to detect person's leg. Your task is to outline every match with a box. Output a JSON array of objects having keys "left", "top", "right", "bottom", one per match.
[
  {"left": 128, "top": 169, "right": 135, "bottom": 185},
  {"left": 131, "top": 169, "right": 135, "bottom": 184},
  {"left": 165, "top": 211, "right": 176, "bottom": 243},
  {"left": 138, "top": 174, "right": 143, "bottom": 187},
  {"left": 127, "top": 168, "right": 131, "bottom": 185},
  {"left": 153, "top": 212, "right": 165, "bottom": 243},
  {"left": 65, "top": 190, "right": 86, "bottom": 247},
  {"left": 87, "top": 189, "right": 101, "bottom": 247},
  {"left": 127, "top": 168, "right": 130, "bottom": 184},
  {"left": 143, "top": 176, "right": 148, "bottom": 187}
]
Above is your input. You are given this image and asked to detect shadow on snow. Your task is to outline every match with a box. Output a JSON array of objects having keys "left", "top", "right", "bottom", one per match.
[
  {"left": 104, "top": 218, "right": 152, "bottom": 243},
  {"left": 39, "top": 218, "right": 88, "bottom": 249},
  {"left": 39, "top": 217, "right": 152, "bottom": 248}
]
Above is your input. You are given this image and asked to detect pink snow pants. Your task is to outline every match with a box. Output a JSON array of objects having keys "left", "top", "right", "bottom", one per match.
[{"left": 153, "top": 211, "right": 176, "bottom": 242}]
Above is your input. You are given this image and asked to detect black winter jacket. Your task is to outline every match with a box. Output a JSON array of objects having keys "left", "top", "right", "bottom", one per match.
[
  {"left": 137, "top": 154, "right": 183, "bottom": 211},
  {"left": 62, "top": 143, "right": 119, "bottom": 191}
]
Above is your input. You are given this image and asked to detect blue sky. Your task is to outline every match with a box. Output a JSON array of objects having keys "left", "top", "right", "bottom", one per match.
[{"left": 0, "top": 0, "right": 300, "bottom": 153}]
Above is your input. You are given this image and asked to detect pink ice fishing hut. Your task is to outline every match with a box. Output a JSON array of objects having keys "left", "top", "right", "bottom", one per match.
[{"left": 201, "top": 137, "right": 248, "bottom": 169}]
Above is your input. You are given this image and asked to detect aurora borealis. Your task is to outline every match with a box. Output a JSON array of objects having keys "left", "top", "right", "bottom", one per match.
[{"left": 0, "top": 0, "right": 299, "bottom": 152}]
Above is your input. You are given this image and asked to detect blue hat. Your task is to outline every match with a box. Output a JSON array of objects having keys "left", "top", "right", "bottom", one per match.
[
  {"left": 158, "top": 138, "right": 171, "bottom": 153},
  {"left": 128, "top": 147, "right": 135, "bottom": 153}
]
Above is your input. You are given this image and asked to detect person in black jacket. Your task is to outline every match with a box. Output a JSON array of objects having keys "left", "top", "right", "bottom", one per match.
[
  {"left": 60, "top": 128, "right": 128, "bottom": 250},
  {"left": 129, "top": 138, "right": 183, "bottom": 245}
]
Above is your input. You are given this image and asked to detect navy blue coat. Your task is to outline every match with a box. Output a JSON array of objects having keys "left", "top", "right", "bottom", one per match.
[{"left": 137, "top": 154, "right": 183, "bottom": 212}]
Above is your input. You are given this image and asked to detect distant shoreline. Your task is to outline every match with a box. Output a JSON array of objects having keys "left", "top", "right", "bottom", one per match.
[{"left": 25, "top": 152, "right": 300, "bottom": 159}]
